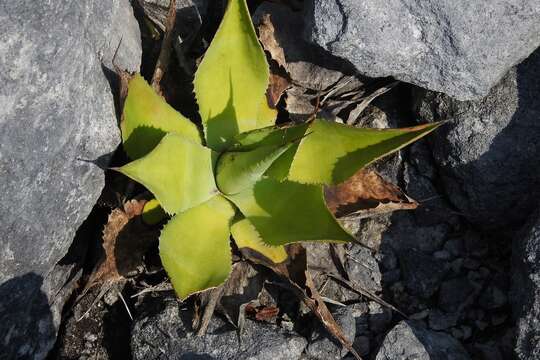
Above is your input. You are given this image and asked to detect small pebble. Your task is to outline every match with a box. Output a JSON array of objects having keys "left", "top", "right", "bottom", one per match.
[
  {"left": 84, "top": 333, "right": 98, "bottom": 342},
  {"left": 461, "top": 325, "right": 472, "bottom": 340},
  {"left": 477, "top": 267, "right": 491, "bottom": 278},
  {"left": 444, "top": 238, "right": 464, "bottom": 257},
  {"left": 463, "top": 258, "right": 481, "bottom": 270},
  {"left": 433, "top": 250, "right": 452, "bottom": 260},
  {"left": 409, "top": 309, "right": 430, "bottom": 320},
  {"left": 475, "top": 320, "right": 489, "bottom": 331},
  {"left": 451, "top": 327, "right": 464, "bottom": 339},
  {"left": 450, "top": 258, "right": 464, "bottom": 273}
]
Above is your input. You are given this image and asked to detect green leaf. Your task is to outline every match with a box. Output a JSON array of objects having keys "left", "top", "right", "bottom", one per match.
[
  {"left": 226, "top": 179, "right": 353, "bottom": 246},
  {"left": 255, "top": 94, "right": 278, "bottom": 129},
  {"left": 231, "top": 218, "right": 288, "bottom": 264},
  {"left": 216, "top": 142, "right": 294, "bottom": 195},
  {"left": 121, "top": 74, "right": 202, "bottom": 159},
  {"left": 193, "top": 0, "right": 270, "bottom": 151},
  {"left": 229, "top": 123, "right": 309, "bottom": 151},
  {"left": 228, "top": 123, "right": 309, "bottom": 181},
  {"left": 287, "top": 119, "right": 441, "bottom": 185},
  {"left": 160, "top": 196, "right": 235, "bottom": 300},
  {"left": 116, "top": 133, "right": 218, "bottom": 215}
]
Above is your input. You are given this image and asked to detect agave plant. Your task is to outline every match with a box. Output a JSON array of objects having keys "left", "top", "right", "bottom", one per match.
[{"left": 116, "top": 0, "right": 439, "bottom": 299}]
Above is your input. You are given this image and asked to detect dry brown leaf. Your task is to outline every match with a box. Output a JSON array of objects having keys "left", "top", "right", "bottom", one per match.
[
  {"left": 325, "top": 168, "right": 418, "bottom": 219},
  {"left": 266, "top": 245, "right": 363, "bottom": 360},
  {"left": 85, "top": 199, "right": 158, "bottom": 290},
  {"left": 255, "top": 5, "right": 365, "bottom": 122},
  {"left": 195, "top": 261, "right": 266, "bottom": 335},
  {"left": 151, "top": 0, "right": 177, "bottom": 94},
  {"left": 266, "top": 72, "right": 290, "bottom": 109},
  {"left": 257, "top": 13, "right": 287, "bottom": 69},
  {"left": 245, "top": 303, "right": 280, "bottom": 321}
]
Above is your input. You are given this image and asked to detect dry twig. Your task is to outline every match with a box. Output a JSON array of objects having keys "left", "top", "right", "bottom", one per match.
[{"left": 151, "top": 0, "right": 177, "bottom": 93}]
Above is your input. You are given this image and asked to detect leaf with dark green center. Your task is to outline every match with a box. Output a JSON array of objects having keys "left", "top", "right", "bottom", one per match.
[
  {"left": 229, "top": 123, "right": 309, "bottom": 151},
  {"left": 216, "top": 142, "right": 294, "bottom": 195},
  {"left": 121, "top": 74, "right": 201, "bottom": 159},
  {"left": 287, "top": 119, "right": 441, "bottom": 185},
  {"left": 227, "top": 179, "right": 353, "bottom": 246},
  {"left": 116, "top": 133, "right": 217, "bottom": 215},
  {"left": 160, "top": 196, "right": 235, "bottom": 300},
  {"left": 226, "top": 123, "right": 310, "bottom": 181},
  {"left": 194, "top": 0, "right": 271, "bottom": 151}
]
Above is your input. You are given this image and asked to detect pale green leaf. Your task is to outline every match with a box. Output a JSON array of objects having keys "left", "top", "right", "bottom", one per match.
[
  {"left": 288, "top": 119, "right": 441, "bottom": 185},
  {"left": 121, "top": 74, "right": 201, "bottom": 159},
  {"left": 116, "top": 133, "right": 218, "bottom": 215},
  {"left": 226, "top": 179, "right": 353, "bottom": 246},
  {"left": 231, "top": 218, "right": 288, "bottom": 264},
  {"left": 160, "top": 196, "right": 235, "bottom": 300},
  {"left": 216, "top": 142, "right": 294, "bottom": 195},
  {"left": 255, "top": 94, "right": 278, "bottom": 129},
  {"left": 194, "top": 0, "right": 270, "bottom": 151}
]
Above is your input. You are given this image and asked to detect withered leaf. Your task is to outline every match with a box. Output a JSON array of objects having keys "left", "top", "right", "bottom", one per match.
[
  {"left": 325, "top": 168, "right": 417, "bottom": 219},
  {"left": 195, "top": 261, "right": 266, "bottom": 335},
  {"left": 266, "top": 72, "right": 290, "bottom": 109},
  {"left": 257, "top": 13, "right": 287, "bottom": 69},
  {"left": 245, "top": 303, "right": 280, "bottom": 322},
  {"left": 255, "top": 5, "right": 364, "bottom": 122},
  {"left": 265, "top": 244, "right": 362, "bottom": 360},
  {"left": 86, "top": 199, "right": 158, "bottom": 290}
]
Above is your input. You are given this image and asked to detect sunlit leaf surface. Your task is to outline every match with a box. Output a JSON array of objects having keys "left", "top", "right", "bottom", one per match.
[
  {"left": 227, "top": 178, "right": 353, "bottom": 246},
  {"left": 288, "top": 120, "right": 441, "bottom": 185},
  {"left": 160, "top": 196, "right": 235, "bottom": 299},
  {"left": 116, "top": 133, "right": 217, "bottom": 215},
  {"left": 121, "top": 74, "right": 201, "bottom": 159},
  {"left": 194, "top": 0, "right": 270, "bottom": 151},
  {"left": 231, "top": 218, "right": 288, "bottom": 263}
]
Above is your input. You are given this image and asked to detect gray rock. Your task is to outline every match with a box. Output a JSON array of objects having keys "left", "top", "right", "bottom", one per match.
[
  {"left": 400, "top": 249, "right": 448, "bottom": 298},
  {"left": 512, "top": 210, "right": 540, "bottom": 359},
  {"left": 352, "top": 336, "right": 370, "bottom": 357},
  {"left": 305, "top": 243, "right": 357, "bottom": 303},
  {"left": 303, "top": 0, "right": 540, "bottom": 100},
  {"left": 306, "top": 306, "right": 355, "bottom": 360},
  {"left": 131, "top": 296, "right": 307, "bottom": 360},
  {"left": 383, "top": 213, "right": 450, "bottom": 254},
  {"left": 346, "top": 245, "right": 382, "bottom": 294},
  {"left": 0, "top": 1, "right": 141, "bottom": 358},
  {"left": 375, "top": 320, "right": 470, "bottom": 360},
  {"left": 368, "top": 302, "right": 393, "bottom": 335},
  {"left": 416, "top": 48, "right": 540, "bottom": 229}
]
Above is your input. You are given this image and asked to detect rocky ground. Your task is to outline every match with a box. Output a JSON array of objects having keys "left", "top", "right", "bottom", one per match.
[{"left": 1, "top": 1, "right": 539, "bottom": 359}]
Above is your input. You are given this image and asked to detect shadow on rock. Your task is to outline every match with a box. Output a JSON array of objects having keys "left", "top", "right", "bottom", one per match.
[
  {"left": 0, "top": 273, "right": 55, "bottom": 360},
  {"left": 419, "top": 47, "right": 540, "bottom": 231}
]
